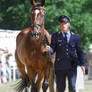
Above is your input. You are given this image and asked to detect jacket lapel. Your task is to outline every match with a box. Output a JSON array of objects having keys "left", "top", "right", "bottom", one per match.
[{"left": 69, "top": 32, "right": 74, "bottom": 44}]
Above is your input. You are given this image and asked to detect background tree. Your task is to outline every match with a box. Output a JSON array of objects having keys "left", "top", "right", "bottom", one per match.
[
  {"left": 0, "top": 0, "right": 30, "bottom": 29},
  {"left": 0, "top": 0, "right": 92, "bottom": 52}
]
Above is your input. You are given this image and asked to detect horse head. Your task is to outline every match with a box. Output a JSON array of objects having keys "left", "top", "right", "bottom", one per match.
[{"left": 30, "top": 0, "right": 46, "bottom": 40}]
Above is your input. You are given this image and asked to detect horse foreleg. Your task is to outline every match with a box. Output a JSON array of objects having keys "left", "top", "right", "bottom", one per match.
[
  {"left": 27, "top": 66, "right": 37, "bottom": 92},
  {"left": 15, "top": 51, "right": 30, "bottom": 92},
  {"left": 42, "top": 65, "right": 51, "bottom": 92},
  {"left": 15, "top": 51, "right": 27, "bottom": 80},
  {"left": 36, "top": 71, "right": 44, "bottom": 92},
  {"left": 42, "top": 76, "right": 49, "bottom": 92}
]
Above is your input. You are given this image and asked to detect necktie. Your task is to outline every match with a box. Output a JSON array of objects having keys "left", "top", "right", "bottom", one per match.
[{"left": 64, "top": 32, "right": 67, "bottom": 43}]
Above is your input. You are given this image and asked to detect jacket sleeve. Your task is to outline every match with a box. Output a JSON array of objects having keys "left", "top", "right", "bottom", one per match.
[
  {"left": 76, "top": 35, "right": 86, "bottom": 66},
  {"left": 50, "top": 33, "right": 57, "bottom": 54}
]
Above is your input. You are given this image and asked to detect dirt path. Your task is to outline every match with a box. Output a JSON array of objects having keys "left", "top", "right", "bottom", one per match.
[{"left": 0, "top": 76, "right": 92, "bottom": 92}]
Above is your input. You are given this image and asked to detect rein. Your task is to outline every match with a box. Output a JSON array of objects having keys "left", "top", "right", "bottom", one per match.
[{"left": 41, "top": 35, "right": 51, "bottom": 61}]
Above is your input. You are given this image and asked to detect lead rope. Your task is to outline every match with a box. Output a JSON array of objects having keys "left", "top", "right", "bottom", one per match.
[{"left": 41, "top": 35, "right": 51, "bottom": 62}]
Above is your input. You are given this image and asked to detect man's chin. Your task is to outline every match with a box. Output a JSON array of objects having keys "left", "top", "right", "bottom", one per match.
[{"left": 63, "top": 30, "right": 68, "bottom": 32}]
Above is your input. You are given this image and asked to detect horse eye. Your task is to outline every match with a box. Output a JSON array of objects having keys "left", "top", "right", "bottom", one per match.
[
  {"left": 40, "top": 10, "right": 43, "bottom": 13},
  {"left": 31, "top": 11, "right": 33, "bottom": 14},
  {"left": 41, "top": 12, "right": 45, "bottom": 16}
]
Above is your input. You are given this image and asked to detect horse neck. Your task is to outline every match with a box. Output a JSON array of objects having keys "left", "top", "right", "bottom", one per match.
[
  {"left": 39, "top": 27, "right": 45, "bottom": 41},
  {"left": 35, "top": 27, "right": 45, "bottom": 47},
  {"left": 26, "top": 28, "right": 45, "bottom": 50}
]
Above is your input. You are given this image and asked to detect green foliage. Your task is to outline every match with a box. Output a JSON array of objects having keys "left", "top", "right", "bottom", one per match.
[
  {"left": 0, "top": 0, "right": 31, "bottom": 30},
  {"left": 0, "top": 0, "right": 92, "bottom": 52}
]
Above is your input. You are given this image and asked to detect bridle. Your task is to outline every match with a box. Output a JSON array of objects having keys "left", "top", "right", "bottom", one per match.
[
  {"left": 30, "top": 23, "right": 42, "bottom": 28},
  {"left": 30, "top": 6, "right": 46, "bottom": 40},
  {"left": 30, "top": 7, "right": 46, "bottom": 29}
]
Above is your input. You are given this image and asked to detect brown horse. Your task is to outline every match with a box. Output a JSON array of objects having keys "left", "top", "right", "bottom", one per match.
[{"left": 15, "top": 0, "right": 54, "bottom": 92}]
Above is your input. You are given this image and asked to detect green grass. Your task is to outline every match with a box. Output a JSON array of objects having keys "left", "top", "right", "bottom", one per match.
[
  {"left": 0, "top": 80, "right": 20, "bottom": 92},
  {"left": 0, "top": 83, "right": 9, "bottom": 92}
]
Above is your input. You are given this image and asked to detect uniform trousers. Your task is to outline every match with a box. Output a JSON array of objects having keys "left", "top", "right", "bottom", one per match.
[{"left": 55, "top": 67, "right": 77, "bottom": 92}]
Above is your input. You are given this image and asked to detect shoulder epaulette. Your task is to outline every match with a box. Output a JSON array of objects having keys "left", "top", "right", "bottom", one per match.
[
  {"left": 71, "top": 32, "right": 75, "bottom": 34},
  {"left": 58, "top": 30, "right": 62, "bottom": 34}
]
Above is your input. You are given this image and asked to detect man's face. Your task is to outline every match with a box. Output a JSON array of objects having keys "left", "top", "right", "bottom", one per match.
[{"left": 59, "top": 22, "right": 70, "bottom": 32}]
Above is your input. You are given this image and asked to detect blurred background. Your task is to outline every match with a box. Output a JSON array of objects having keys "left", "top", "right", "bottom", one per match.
[{"left": 0, "top": 0, "right": 92, "bottom": 92}]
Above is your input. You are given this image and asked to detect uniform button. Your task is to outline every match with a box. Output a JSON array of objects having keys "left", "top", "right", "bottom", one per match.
[
  {"left": 59, "top": 44, "right": 61, "bottom": 46},
  {"left": 66, "top": 53, "right": 69, "bottom": 55},
  {"left": 66, "top": 49, "right": 68, "bottom": 51},
  {"left": 57, "top": 58, "right": 60, "bottom": 61}
]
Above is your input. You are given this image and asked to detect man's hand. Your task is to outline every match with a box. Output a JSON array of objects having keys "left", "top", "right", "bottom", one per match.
[
  {"left": 41, "top": 45, "right": 50, "bottom": 52},
  {"left": 81, "top": 66, "right": 85, "bottom": 75}
]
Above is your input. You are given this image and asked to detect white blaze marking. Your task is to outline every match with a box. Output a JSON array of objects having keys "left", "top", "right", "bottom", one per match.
[{"left": 35, "top": 10, "right": 40, "bottom": 18}]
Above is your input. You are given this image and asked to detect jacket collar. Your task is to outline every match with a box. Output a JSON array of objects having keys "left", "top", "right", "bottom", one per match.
[
  {"left": 58, "top": 30, "right": 75, "bottom": 43},
  {"left": 69, "top": 31, "right": 75, "bottom": 43}
]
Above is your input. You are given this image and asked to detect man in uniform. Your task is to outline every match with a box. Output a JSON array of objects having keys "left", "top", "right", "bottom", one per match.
[{"left": 42, "top": 15, "right": 86, "bottom": 92}]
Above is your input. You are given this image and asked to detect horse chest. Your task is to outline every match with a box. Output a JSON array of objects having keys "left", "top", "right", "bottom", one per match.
[
  {"left": 29, "top": 50, "right": 39, "bottom": 59},
  {"left": 28, "top": 50, "right": 48, "bottom": 68}
]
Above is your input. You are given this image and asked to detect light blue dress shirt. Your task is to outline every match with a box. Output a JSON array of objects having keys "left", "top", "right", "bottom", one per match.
[{"left": 62, "top": 30, "right": 71, "bottom": 43}]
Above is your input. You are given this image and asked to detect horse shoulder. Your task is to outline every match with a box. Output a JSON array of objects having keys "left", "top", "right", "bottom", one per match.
[
  {"left": 22, "top": 28, "right": 31, "bottom": 35},
  {"left": 16, "top": 28, "right": 31, "bottom": 45}
]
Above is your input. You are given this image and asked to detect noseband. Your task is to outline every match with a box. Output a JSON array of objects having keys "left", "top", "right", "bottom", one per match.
[
  {"left": 30, "top": 6, "right": 45, "bottom": 40},
  {"left": 30, "top": 23, "right": 42, "bottom": 28}
]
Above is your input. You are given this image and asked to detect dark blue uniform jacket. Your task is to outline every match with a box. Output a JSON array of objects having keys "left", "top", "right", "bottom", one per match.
[{"left": 50, "top": 31, "right": 86, "bottom": 70}]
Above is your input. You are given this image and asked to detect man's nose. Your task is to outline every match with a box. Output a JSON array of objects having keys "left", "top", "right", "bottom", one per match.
[{"left": 63, "top": 24, "right": 66, "bottom": 27}]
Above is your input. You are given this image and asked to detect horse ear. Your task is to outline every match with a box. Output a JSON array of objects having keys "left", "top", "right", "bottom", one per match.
[
  {"left": 30, "top": 0, "right": 33, "bottom": 4},
  {"left": 30, "top": 0, "right": 37, "bottom": 5},
  {"left": 41, "top": 0, "right": 45, "bottom": 6}
]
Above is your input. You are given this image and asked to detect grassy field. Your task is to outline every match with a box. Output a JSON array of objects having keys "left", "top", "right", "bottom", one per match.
[
  {"left": 0, "top": 76, "right": 92, "bottom": 92},
  {"left": 0, "top": 80, "right": 19, "bottom": 92}
]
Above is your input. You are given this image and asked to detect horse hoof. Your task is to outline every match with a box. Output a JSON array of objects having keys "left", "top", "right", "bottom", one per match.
[
  {"left": 42, "top": 82, "right": 48, "bottom": 92},
  {"left": 31, "top": 83, "right": 38, "bottom": 92},
  {"left": 24, "top": 87, "right": 29, "bottom": 92}
]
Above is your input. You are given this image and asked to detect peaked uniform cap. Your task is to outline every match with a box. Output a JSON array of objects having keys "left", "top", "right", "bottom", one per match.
[{"left": 58, "top": 15, "right": 70, "bottom": 23}]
